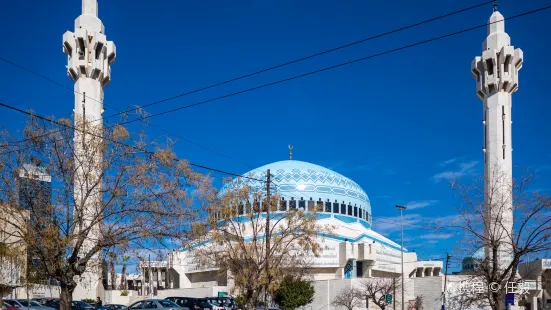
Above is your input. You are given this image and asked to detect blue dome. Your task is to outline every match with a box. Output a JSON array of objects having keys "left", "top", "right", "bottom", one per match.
[{"left": 222, "top": 160, "right": 372, "bottom": 217}]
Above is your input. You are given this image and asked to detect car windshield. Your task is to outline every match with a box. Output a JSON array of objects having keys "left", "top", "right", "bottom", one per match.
[
  {"left": 73, "top": 301, "right": 92, "bottom": 307},
  {"left": 18, "top": 301, "right": 42, "bottom": 307},
  {"left": 158, "top": 301, "right": 177, "bottom": 308}
]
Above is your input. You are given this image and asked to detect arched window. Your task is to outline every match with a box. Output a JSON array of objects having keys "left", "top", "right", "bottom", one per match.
[
  {"left": 308, "top": 198, "right": 315, "bottom": 211},
  {"left": 289, "top": 198, "right": 296, "bottom": 210},
  {"left": 299, "top": 197, "right": 306, "bottom": 210},
  {"left": 279, "top": 198, "right": 287, "bottom": 211}
]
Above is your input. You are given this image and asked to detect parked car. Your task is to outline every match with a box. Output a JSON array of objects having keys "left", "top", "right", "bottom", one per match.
[
  {"left": 196, "top": 300, "right": 224, "bottom": 310},
  {"left": 3, "top": 299, "right": 55, "bottom": 310},
  {"left": 44, "top": 300, "right": 94, "bottom": 310},
  {"left": 211, "top": 298, "right": 236, "bottom": 310},
  {"left": 164, "top": 298, "right": 202, "bottom": 310},
  {"left": 16, "top": 300, "right": 55, "bottom": 310},
  {"left": 32, "top": 299, "right": 58, "bottom": 307},
  {"left": 128, "top": 299, "right": 186, "bottom": 310},
  {"left": 2, "top": 301, "right": 20, "bottom": 310},
  {"left": 100, "top": 305, "right": 128, "bottom": 310}
]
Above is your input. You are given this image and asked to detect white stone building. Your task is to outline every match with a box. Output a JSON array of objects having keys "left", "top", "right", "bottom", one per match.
[{"left": 138, "top": 159, "right": 444, "bottom": 310}]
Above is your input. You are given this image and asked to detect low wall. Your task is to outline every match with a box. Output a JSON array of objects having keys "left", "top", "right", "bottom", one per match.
[
  {"left": 11, "top": 285, "right": 60, "bottom": 299},
  {"left": 154, "top": 286, "right": 229, "bottom": 298},
  {"left": 104, "top": 290, "right": 141, "bottom": 306}
]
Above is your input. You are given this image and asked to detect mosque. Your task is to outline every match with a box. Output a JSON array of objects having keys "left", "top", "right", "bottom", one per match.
[{"left": 136, "top": 157, "right": 444, "bottom": 309}]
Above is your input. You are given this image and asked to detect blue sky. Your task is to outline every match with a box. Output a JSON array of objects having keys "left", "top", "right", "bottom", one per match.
[{"left": 1, "top": 0, "right": 550, "bottom": 271}]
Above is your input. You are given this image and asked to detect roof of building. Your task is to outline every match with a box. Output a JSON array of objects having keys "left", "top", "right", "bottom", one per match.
[{"left": 222, "top": 160, "right": 372, "bottom": 214}]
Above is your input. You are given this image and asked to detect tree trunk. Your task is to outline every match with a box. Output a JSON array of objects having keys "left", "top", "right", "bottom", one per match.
[
  {"left": 120, "top": 264, "right": 127, "bottom": 290},
  {"left": 60, "top": 284, "right": 74, "bottom": 310}
]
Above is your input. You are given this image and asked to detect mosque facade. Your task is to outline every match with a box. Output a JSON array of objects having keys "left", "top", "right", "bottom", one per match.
[{"left": 137, "top": 159, "right": 444, "bottom": 310}]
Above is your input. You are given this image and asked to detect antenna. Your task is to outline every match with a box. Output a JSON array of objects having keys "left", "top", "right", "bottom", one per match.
[
  {"left": 288, "top": 145, "right": 294, "bottom": 160},
  {"left": 493, "top": 0, "right": 498, "bottom": 12}
]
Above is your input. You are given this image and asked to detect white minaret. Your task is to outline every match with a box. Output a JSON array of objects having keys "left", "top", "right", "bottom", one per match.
[
  {"left": 471, "top": 5, "right": 522, "bottom": 269},
  {"left": 63, "top": 0, "right": 116, "bottom": 299}
]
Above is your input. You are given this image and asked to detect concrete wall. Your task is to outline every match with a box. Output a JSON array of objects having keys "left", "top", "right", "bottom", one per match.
[
  {"left": 414, "top": 276, "right": 443, "bottom": 310},
  {"left": 153, "top": 286, "right": 228, "bottom": 298},
  {"left": 306, "top": 276, "right": 436, "bottom": 310},
  {"left": 104, "top": 290, "right": 142, "bottom": 306},
  {"left": 11, "top": 285, "right": 60, "bottom": 299},
  {"left": 189, "top": 271, "right": 226, "bottom": 288}
]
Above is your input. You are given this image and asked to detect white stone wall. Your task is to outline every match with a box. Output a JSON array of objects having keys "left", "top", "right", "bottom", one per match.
[{"left": 414, "top": 276, "right": 444, "bottom": 310}]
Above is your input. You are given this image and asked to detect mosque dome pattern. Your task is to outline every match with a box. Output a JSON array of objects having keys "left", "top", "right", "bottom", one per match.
[{"left": 222, "top": 160, "right": 372, "bottom": 224}]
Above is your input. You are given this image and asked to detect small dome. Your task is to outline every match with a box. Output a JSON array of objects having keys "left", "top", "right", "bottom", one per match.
[{"left": 222, "top": 160, "right": 372, "bottom": 216}]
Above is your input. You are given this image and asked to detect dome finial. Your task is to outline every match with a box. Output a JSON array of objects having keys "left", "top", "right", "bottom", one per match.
[
  {"left": 288, "top": 145, "right": 294, "bottom": 160},
  {"left": 493, "top": 0, "right": 498, "bottom": 12}
]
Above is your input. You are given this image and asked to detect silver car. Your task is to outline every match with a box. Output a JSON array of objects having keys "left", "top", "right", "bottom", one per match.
[
  {"left": 5, "top": 300, "right": 55, "bottom": 310},
  {"left": 128, "top": 299, "right": 187, "bottom": 310}
]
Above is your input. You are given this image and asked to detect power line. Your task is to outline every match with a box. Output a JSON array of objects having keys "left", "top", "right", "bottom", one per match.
[
  {"left": 0, "top": 101, "right": 263, "bottom": 182},
  {"left": 0, "top": 1, "right": 492, "bottom": 149},
  {"left": 3, "top": 4, "right": 547, "bottom": 176},
  {"left": 69, "top": 4, "right": 551, "bottom": 127},
  {"left": 97, "top": 0, "right": 495, "bottom": 119}
]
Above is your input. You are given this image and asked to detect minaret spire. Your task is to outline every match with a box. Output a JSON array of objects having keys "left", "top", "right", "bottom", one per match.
[
  {"left": 62, "top": 0, "right": 116, "bottom": 300},
  {"left": 471, "top": 8, "right": 523, "bottom": 271},
  {"left": 82, "top": 0, "right": 98, "bottom": 17}
]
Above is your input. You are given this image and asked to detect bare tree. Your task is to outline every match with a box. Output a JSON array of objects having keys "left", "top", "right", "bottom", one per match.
[
  {"left": 120, "top": 255, "right": 130, "bottom": 290},
  {"left": 443, "top": 167, "right": 551, "bottom": 310},
  {"left": 0, "top": 114, "right": 211, "bottom": 310},
  {"left": 188, "top": 178, "right": 331, "bottom": 309},
  {"left": 0, "top": 205, "right": 28, "bottom": 306},
  {"left": 331, "top": 287, "right": 363, "bottom": 310},
  {"left": 413, "top": 295, "right": 423, "bottom": 310},
  {"left": 358, "top": 277, "right": 401, "bottom": 310},
  {"left": 108, "top": 252, "right": 117, "bottom": 290}
]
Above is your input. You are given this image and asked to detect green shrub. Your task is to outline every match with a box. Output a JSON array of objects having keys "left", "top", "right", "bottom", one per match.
[
  {"left": 121, "top": 290, "right": 129, "bottom": 296},
  {"left": 81, "top": 299, "right": 96, "bottom": 304},
  {"left": 274, "top": 276, "right": 315, "bottom": 310}
]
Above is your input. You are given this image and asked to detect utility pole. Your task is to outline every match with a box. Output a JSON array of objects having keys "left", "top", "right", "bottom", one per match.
[
  {"left": 264, "top": 169, "right": 271, "bottom": 310},
  {"left": 148, "top": 254, "right": 152, "bottom": 298},
  {"left": 393, "top": 277, "right": 396, "bottom": 310},
  {"left": 396, "top": 205, "right": 406, "bottom": 310},
  {"left": 442, "top": 253, "right": 451, "bottom": 310}
]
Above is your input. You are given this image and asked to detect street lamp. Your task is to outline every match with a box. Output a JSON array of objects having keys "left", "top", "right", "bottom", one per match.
[{"left": 396, "top": 205, "right": 407, "bottom": 310}]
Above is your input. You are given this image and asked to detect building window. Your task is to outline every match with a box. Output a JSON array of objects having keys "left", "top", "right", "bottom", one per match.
[
  {"left": 280, "top": 198, "right": 287, "bottom": 211},
  {"left": 325, "top": 200, "right": 332, "bottom": 213},
  {"left": 317, "top": 199, "right": 324, "bottom": 212},
  {"left": 308, "top": 199, "right": 315, "bottom": 212},
  {"left": 333, "top": 202, "right": 339, "bottom": 213},
  {"left": 289, "top": 198, "right": 296, "bottom": 210},
  {"left": 354, "top": 206, "right": 358, "bottom": 217},
  {"left": 246, "top": 201, "right": 251, "bottom": 214},
  {"left": 253, "top": 200, "right": 260, "bottom": 212},
  {"left": 299, "top": 197, "right": 306, "bottom": 210},
  {"left": 356, "top": 261, "right": 363, "bottom": 278},
  {"left": 348, "top": 204, "right": 352, "bottom": 216},
  {"left": 486, "top": 58, "right": 494, "bottom": 75},
  {"left": 341, "top": 203, "right": 346, "bottom": 215},
  {"left": 238, "top": 204, "right": 244, "bottom": 215}
]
